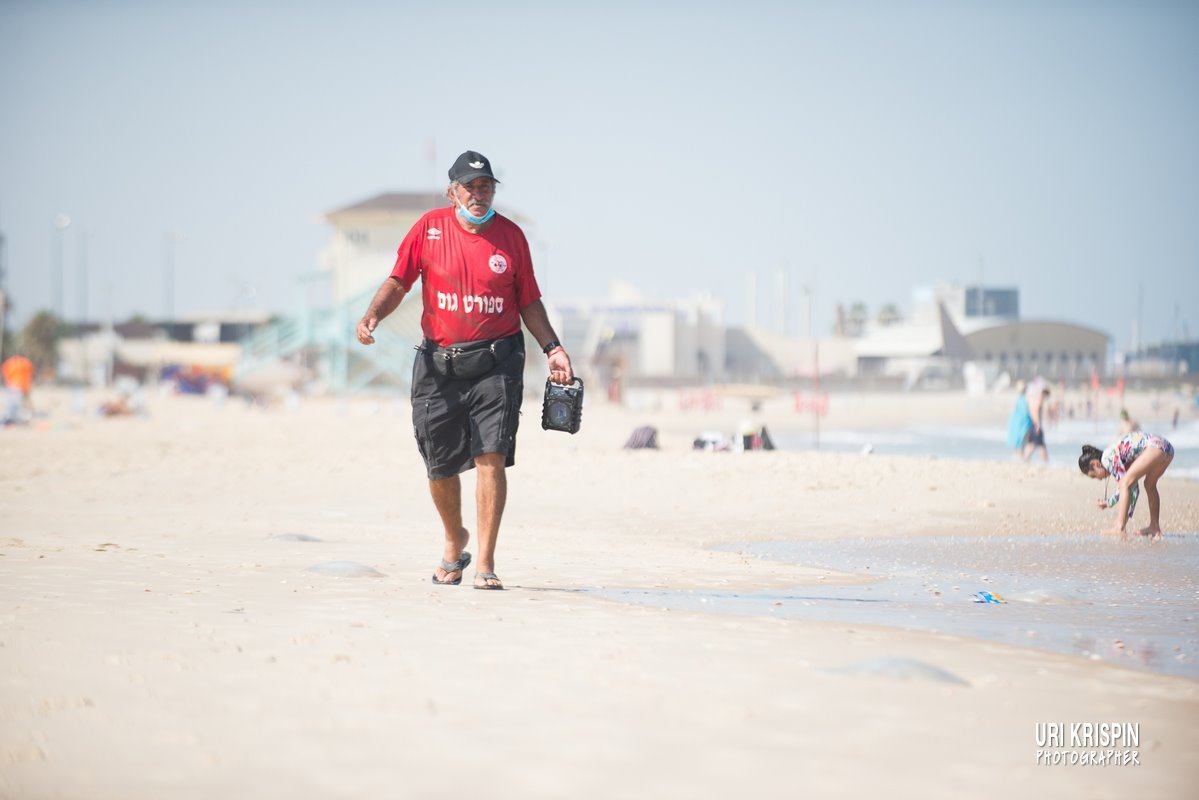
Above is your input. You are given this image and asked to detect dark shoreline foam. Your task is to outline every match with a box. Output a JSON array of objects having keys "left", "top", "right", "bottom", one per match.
[{"left": 587, "top": 533, "right": 1199, "bottom": 679}]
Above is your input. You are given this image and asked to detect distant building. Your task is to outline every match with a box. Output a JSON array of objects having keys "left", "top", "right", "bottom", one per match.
[
  {"left": 937, "top": 284, "right": 1020, "bottom": 332},
  {"left": 725, "top": 324, "right": 857, "bottom": 382},
  {"left": 1124, "top": 340, "right": 1199, "bottom": 378},
  {"left": 844, "top": 284, "right": 1109, "bottom": 384},
  {"left": 167, "top": 311, "right": 274, "bottom": 344},
  {"left": 58, "top": 312, "right": 271, "bottom": 385},
  {"left": 966, "top": 320, "right": 1108, "bottom": 381},
  {"left": 320, "top": 191, "right": 448, "bottom": 304},
  {"left": 556, "top": 281, "right": 1111, "bottom": 389},
  {"left": 555, "top": 282, "right": 725, "bottom": 386}
]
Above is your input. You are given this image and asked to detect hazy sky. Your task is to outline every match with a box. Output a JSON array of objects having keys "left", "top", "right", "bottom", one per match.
[{"left": 2, "top": 0, "right": 1196, "bottom": 349}]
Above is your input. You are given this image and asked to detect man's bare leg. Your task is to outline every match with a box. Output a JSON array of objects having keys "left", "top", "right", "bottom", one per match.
[
  {"left": 473, "top": 453, "right": 507, "bottom": 588},
  {"left": 429, "top": 475, "right": 470, "bottom": 582}
]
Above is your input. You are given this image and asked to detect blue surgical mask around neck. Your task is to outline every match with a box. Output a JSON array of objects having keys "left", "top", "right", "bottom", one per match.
[{"left": 455, "top": 199, "right": 495, "bottom": 226}]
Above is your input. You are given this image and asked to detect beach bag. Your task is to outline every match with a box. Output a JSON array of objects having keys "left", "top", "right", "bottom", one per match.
[{"left": 623, "top": 426, "right": 659, "bottom": 449}]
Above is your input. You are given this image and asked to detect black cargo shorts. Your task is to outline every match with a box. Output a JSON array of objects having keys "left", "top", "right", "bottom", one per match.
[{"left": 411, "top": 332, "right": 525, "bottom": 480}]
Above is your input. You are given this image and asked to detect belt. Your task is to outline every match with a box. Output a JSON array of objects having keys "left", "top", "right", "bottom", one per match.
[{"left": 419, "top": 330, "right": 522, "bottom": 357}]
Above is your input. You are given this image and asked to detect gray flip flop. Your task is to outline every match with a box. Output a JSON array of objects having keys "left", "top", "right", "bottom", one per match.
[
  {"left": 431, "top": 551, "right": 471, "bottom": 585},
  {"left": 473, "top": 571, "right": 504, "bottom": 590}
]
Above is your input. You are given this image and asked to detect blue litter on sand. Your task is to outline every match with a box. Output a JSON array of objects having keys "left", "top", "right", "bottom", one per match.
[{"left": 973, "top": 590, "right": 1006, "bottom": 604}]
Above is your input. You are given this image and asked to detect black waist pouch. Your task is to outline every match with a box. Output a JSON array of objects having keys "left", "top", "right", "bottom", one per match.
[{"left": 429, "top": 333, "right": 519, "bottom": 380}]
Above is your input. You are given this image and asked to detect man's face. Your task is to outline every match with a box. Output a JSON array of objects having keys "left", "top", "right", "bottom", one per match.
[{"left": 451, "top": 177, "right": 496, "bottom": 217}]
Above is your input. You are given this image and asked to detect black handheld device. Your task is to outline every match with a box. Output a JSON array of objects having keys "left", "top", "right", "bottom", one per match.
[{"left": 541, "top": 377, "right": 584, "bottom": 434}]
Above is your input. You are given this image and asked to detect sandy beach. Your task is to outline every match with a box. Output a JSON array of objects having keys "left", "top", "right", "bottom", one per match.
[{"left": 2, "top": 387, "right": 1198, "bottom": 799}]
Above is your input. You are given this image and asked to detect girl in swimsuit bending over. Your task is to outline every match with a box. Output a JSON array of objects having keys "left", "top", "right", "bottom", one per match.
[{"left": 1078, "top": 431, "right": 1175, "bottom": 540}]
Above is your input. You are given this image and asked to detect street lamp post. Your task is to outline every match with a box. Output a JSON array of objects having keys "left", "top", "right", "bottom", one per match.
[
  {"left": 804, "top": 285, "right": 820, "bottom": 451},
  {"left": 164, "top": 229, "right": 183, "bottom": 338},
  {"left": 77, "top": 229, "right": 89, "bottom": 327},
  {"left": 53, "top": 213, "right": 71, "bottom": 319},
  {"left": 77, "top": 229, "right": 91, "bottom": 384},
  {"left": 0, "top": 226, "right": 8, "bottom": 359}
]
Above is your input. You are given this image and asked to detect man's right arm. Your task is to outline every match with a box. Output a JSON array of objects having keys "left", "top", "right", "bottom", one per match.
[{"left": 356, "top": 277, "right": 407, "bottom": 345}]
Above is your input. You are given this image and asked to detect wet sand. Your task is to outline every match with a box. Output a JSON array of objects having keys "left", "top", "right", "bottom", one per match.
[
  {"left": 2, "top": 388, "right": 1198, "bottom": 798},
  {"left": 604, "top": 533, "right": 1199, "bottom": 678}
]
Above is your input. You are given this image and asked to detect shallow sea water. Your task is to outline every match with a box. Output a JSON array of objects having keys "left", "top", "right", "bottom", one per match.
[
  {"left": 590, "top": 533, "right": 1199, "bottom": 678},
  {"left": 773, "top": 417, "right": 1199, "bottom": 480}
]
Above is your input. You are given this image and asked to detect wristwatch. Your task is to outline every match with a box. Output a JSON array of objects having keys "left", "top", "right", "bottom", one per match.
[{"left": 542, "top": 340, "right": 561, "bottom": 354}]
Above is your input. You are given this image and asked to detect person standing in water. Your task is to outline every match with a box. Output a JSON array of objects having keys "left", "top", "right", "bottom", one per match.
[
  {"left": 1023, "top": 385, "right": 1051, "bottom": 462},
  {"left": 1078, "top": 431, "right": 1175, "bottom": 539},
  {"left": 1117, "top": 408, "right": 1141, "bottom": 435},
  {"left": 1006, "top": 381, "right": 1032, "bottom": 458}
]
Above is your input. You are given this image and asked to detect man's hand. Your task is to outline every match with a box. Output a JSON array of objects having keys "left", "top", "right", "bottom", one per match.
[
  {"left": 547, "top": 347, "right": 573, "bottom": 385},
  {"left": 355, "top": 279, "right": 405, "bottom": 345},
  {"left": 356, "top": 316, "right": 378, "bottom": 345},
  {"left": 1095, "top": 499, "right": 1109, "bottom": 510}
]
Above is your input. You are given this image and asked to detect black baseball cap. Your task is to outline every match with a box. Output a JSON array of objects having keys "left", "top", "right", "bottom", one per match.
[{"left": 448, "top": 150, "right": 500, "bottom": 184}]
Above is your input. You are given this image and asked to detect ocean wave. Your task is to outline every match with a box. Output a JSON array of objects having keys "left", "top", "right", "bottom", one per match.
[
  {"left": 1169, "top": 464, "right": 1199, "bottom": 481},
  {"left": 774, "top": 421, "right": 1198, "bottom": 481}
]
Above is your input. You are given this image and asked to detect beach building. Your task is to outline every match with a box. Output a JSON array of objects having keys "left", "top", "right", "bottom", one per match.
[
  {"left": 934, "top": 284, "right": 1020, "bottom": 333},
  {"left": 58, "top": 312, "right": 270, "bottom": 386},
  {"left": 553, "top": 281, "right": 725, "bottom": 391},
  {"left": 847, "top": 284, "right": 1109, "bottom": 386},
  {"left": 319, "top": 192, "right": 447, "bottom": 305},
  {"left": 1122, "top": 339, "right": 1199, "bottom": 379},
  {"left": 724, "top": 325, "right": 857, "bottom": 383},
  {"left": 965, "top": 320, "right": 1109, "bottom": 381},
  {"left": 234, "top": 192, "right": 446, "bottom": 393},
  {"left": 485, "top": 279, "right": 1109, "bottom": 391},
  {"left": 720, "top": 283, "right": 1106, "bottom": 387}
]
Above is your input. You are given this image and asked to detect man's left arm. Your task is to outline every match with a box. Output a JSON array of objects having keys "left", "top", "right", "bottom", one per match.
[{"left": 520, "top": 299, "right": 573, "bottom": 384}]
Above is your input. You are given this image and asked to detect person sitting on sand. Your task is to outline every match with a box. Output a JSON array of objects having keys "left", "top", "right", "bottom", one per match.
[
  {"left": 1078, "top": 431, "right": 1175, "bottom": 539},
  {"left": 99, "top": 392, "right": 136, "bottom": 417}
]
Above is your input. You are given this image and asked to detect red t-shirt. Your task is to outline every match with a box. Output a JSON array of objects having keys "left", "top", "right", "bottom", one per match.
[{"left": 390, "top": 207, "right": 542, "bottom": 346}]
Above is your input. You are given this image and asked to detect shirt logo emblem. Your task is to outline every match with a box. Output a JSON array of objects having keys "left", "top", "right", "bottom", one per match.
[
  {"left": 469, "top": 161, "right": 484, "bottom": 169},
  {"left": 489, "top": 254, "right": 508, "bottom": 274},
  {"left": 427, "top": 227, "right": 441, "bottom": 240}
]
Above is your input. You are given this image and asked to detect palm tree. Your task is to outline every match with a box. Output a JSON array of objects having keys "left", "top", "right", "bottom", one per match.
[
  {"left": 18, "top": 310, "right": 66, "bottom": 375},
  {"left": 877, "top": 303, "right": 903, "bottom": 326},
  {"left": 846, "top": 302, "right": 868, "bottom": 336}
]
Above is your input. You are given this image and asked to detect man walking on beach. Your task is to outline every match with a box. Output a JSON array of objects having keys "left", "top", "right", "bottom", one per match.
[{"left": 355, "top": 150, "right": 573, "bottom": 590}]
